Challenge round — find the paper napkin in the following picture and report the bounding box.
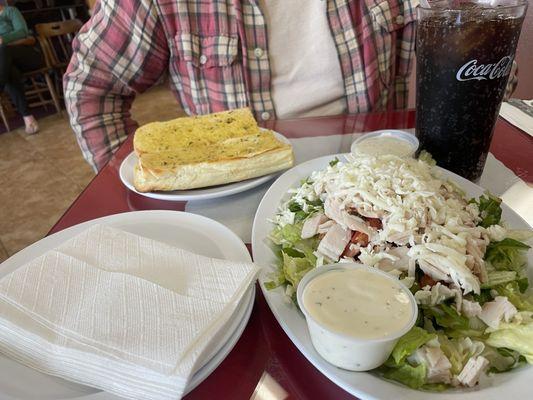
[0,225,259,400]
[499,99,533,137]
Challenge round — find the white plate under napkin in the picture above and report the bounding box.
[0,211,258,400]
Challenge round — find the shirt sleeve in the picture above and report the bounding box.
[64,0,169,171]
[2,7,29,44]
[503,60,518,101]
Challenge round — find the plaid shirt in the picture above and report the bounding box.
[65,0,419,171]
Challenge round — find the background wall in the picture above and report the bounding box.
[513,5,533,99]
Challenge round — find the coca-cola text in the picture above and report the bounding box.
[456,56,513,82]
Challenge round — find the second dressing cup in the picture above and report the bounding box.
[351,130,419,158]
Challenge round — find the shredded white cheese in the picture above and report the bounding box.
[289,154,495,295]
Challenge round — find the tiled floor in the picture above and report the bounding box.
[0,84,184,262]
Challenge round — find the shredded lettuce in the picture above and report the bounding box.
[418,150,436,166]
[329,157,340,167]
[267,220,319,290]
[471,193,502,228]
[280,251,314,288]
[495,282,533,312]
[483,346,526,373]
[270,221,318,261]
[264,270,286,290]
[287,199,324,221]
[485,238,530,272]
[437,335,464,375]
[270,222,303,247]
[437,334,484,375]
[422,383,449,392]
[424,304,470,331]
[472,289,494,305]
[287,201,308,221]
[445,328,487,340]
[380,326,433,389]
[506,229,533,243]
[389,327,436,365]
[486,314,533,363]
[481,270,518,289]
[382,363,427,389]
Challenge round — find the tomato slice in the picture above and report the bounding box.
[351,231,369,246]
[420,274,439,288]
[365,217,382,230]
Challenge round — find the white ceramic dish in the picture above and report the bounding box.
[297,263,417,372]
[119,130,291,202]
[252,154,533,400]
[0,210,255,399]
[350,129,419,157]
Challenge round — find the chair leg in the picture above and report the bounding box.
[44,72,62,115]
[0,102,10,132]
[31,76,48,111]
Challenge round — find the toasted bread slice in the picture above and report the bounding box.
[133,108,260,156]
[132,108,294,192]
[133,143,293,192]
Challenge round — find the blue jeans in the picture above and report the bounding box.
[0,44,44,116]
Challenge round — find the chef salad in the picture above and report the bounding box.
[266,153,533,391]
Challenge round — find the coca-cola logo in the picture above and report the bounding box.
[456,56,513,82]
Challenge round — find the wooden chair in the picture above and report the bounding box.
[0,94,14,131]
[35,19,83,101]
[86,0,98,12]
[0,36,62,132]
[35,19,83,75]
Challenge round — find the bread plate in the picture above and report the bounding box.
[120,130,291,202]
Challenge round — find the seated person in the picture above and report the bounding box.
[0,3,43,134]
[64,0,518,172]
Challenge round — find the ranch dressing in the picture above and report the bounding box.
[302,269,413,340]
[353,136,415,157]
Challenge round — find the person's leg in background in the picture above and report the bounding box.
[4,67,39,133]
[0,44,39,134]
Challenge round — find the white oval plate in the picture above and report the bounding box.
[0,210,255,399]
[252,154,533,400]
[119,130,291,201]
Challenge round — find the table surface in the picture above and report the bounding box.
[48,110,533,400]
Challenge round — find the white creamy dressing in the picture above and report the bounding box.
[353,136,415,157]
[302,269,413,340]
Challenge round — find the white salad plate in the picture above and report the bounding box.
[119,130,291,202]
[251,154,533,400]
[0,210,255,399]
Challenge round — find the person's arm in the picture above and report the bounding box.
[1,7,29,44]
[64,0,169,171]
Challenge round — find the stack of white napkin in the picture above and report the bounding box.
[0,225,259,400]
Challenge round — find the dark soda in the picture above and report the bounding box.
[416,2,526,181]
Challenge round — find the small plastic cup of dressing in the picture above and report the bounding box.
[297,263,418,371]
[351,130,419,158]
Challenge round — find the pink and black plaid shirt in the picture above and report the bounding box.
[65,0,419,171]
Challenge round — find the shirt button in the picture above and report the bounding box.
[254,47,264,58]
[261,111,271,121]
[199,54,208,65]
[395,15,404,25]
